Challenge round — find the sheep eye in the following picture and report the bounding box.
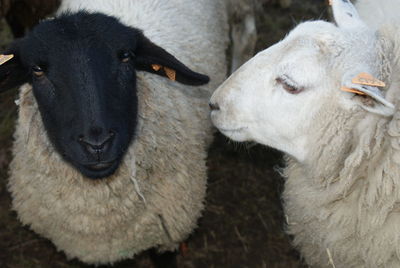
[32,65,45,77]
[276,77,303,94]
[120,51,132,63]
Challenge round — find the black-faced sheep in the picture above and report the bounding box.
[210,0,400,266]
[1,0,228,265]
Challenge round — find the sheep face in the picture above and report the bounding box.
[0,12,209,179]
[210,0,394,161]
[211,28,332,161]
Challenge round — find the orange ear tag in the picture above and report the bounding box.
[352,72,385,87]
[151,64,162,71]
[164,67,176,81]
[340,86,367,95]
[0,54,14,65]
[151,64,176,81]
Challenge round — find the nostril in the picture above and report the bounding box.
[209,102,220,111]
[78,130,116,158]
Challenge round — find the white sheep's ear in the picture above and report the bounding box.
[341,72,395,116]
[331,0,366,29]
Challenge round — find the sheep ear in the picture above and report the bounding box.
[135,33,210,86]
[0,42,29,93]
[331,0,366,29]
[341,72,395,116]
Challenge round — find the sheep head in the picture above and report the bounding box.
[210,0,394,161]
[0,12,209,179]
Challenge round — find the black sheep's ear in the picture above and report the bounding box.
[135,33,210,86]
[0,41,29,93]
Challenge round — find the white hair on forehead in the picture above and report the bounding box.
[285,21,346,54]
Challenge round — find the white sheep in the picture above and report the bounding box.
[1,0,228,265]
[210,0,400,267]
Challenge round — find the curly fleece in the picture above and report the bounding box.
[283,8,400,268]
[8,0,228,264]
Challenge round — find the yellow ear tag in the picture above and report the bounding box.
[151,64,176,81]
[164,67,176,81]
[340,86,367,95]
[151,64,162,71]
[352,72,386,88]
[0,54,14,65]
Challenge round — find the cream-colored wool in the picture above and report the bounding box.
[283,9,400,268]
[8,0,228,265]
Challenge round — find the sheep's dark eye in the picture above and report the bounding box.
[32,65,44,77]
[276,77,303,95]
[120,51,132,63]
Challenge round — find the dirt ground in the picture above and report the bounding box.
[0,1,328,267]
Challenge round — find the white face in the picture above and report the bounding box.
[210,0,395,162]
[210,26,335,161]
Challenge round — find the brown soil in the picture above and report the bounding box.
[0,1,328,267]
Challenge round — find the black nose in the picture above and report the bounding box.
[78,130,115,160]
[209,102,220,111]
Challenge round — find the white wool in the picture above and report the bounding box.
[356,0,400,30]
[8,0,228,265]
[210,0,400,267]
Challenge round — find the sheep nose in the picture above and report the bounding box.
[78,130,115,160]
[209,102,220,111]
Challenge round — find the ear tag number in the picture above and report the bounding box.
[352,72,386,87]
[151,64,176,81]
[0,54,14,65]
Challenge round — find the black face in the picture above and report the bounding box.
[0,12,209,179]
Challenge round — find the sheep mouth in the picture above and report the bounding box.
[84,161,116,171]
[78,159,121,179]
[216,126,249,142]
[218,127,247,133]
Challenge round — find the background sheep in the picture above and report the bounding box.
[0,0,60,37]
[227,0,293,73]
[211,0,400,267]
[227,0,257,73]
[1,0,228,265]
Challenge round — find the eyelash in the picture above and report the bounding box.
[276,76,304,94]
